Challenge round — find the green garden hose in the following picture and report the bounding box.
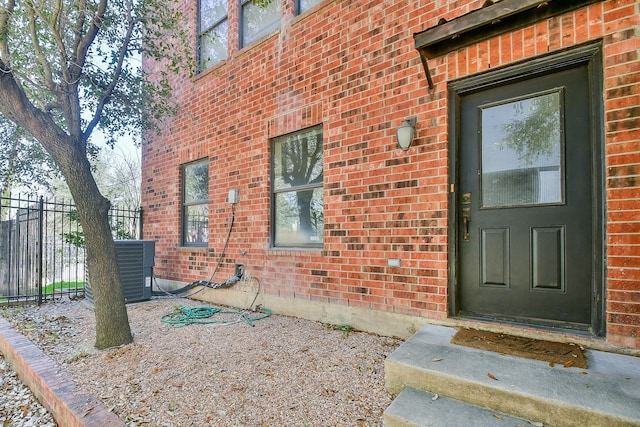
[161,305,271,328]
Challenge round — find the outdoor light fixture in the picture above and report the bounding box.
[396,117,417,151]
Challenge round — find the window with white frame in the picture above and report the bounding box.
[199,0,228,70]
[295,0,322,15]
[240,0,281,48]
[182,159,209,246]
[272,126,324,248]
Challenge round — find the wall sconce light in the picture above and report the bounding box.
[396,117,417,151]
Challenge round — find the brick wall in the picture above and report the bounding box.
[142,0,640,349]
[601,0,640,348]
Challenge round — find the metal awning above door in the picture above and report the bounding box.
[413,0,603,89]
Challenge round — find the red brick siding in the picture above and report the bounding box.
[602,0,640,348]
[143,0,640,348]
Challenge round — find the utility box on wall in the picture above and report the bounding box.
[86,240,155,304]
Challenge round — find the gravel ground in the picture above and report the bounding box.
[0,355,57,427]
[1,297,402,426]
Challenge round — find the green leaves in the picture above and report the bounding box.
[0,0,194,148]
[499,93,561,166]
[0,113,56,196]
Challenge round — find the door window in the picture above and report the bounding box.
[480,90,564,208]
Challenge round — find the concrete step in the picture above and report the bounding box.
[384,325,640,427]
[385,387,540,427]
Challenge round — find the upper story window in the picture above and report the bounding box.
[182,159,209,246]
[199,0,228,70]
[240,0,281,48]
[295,0,322,15]
[271,126,324,248]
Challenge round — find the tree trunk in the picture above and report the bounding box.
[297,189,314,236]
[63,145,134,349]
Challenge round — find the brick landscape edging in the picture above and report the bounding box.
[0,317,124,427]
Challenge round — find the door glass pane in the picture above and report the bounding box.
[481,91,563,208]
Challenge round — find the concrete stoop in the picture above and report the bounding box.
[384,325,640,427]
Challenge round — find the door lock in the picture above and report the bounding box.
[462,207,471,242]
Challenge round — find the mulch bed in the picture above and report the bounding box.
[451,328,587,369]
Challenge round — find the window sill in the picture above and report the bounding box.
[267,247,323,256]
[176,246,211,253]
[194,60,228,82]
[237,29,279,59]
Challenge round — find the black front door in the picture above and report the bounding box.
[455,52,601,329]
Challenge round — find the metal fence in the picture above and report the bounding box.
[0,195,141,305]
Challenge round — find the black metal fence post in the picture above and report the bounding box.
[37,196,44,305]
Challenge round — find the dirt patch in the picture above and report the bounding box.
[451,328,587,369]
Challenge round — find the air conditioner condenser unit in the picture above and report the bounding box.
[85,240,155,304]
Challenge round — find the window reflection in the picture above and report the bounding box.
[185,205,209,244]
[201,0,227,29]
[199,0,228,69]
[297,0,322,14]
[272,126,324,247]
[241,0,281,47]
[183,159,209,246]
[275,188,324,246]
[481,91,563,208]
[200,20,228,68]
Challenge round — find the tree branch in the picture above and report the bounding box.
[69,0,88,77]
[28,0,75,85]
[50,0,73,84]
[74,0,106,73]
[0,0,15,66]
[0,64,71,162]
[25,2,55,91]
[83,0,135,141]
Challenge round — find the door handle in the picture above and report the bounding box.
[462,208,471,242]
